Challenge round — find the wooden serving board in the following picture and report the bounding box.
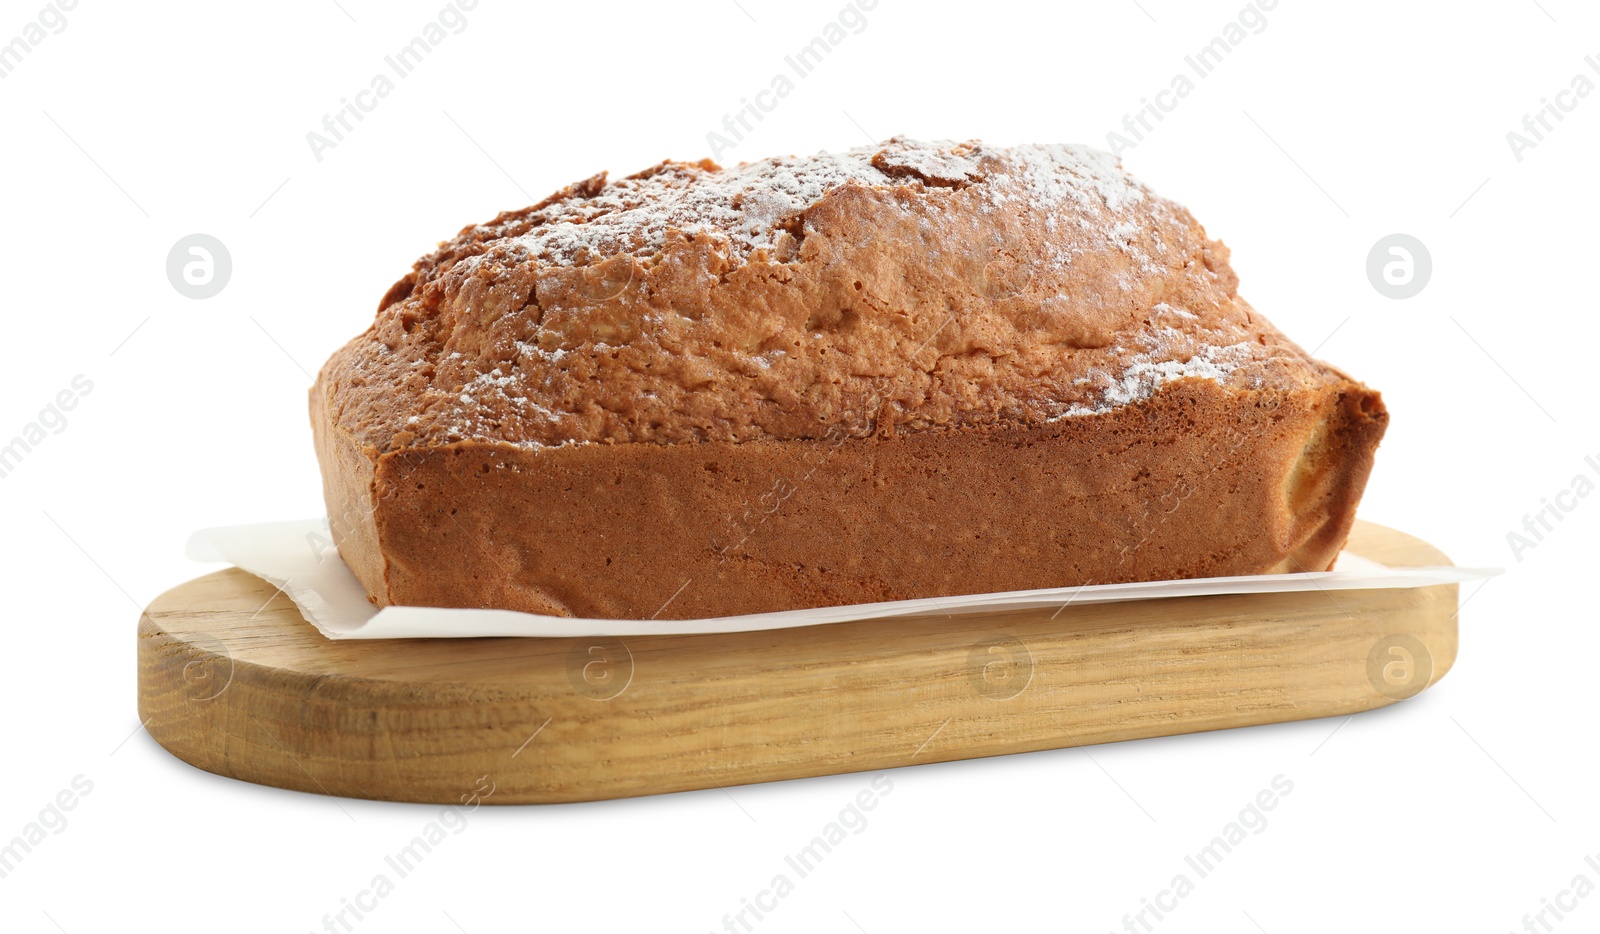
[137,521,1458,805]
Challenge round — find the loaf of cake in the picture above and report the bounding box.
[311,138,1387,620]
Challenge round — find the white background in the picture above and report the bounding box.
[2,0,1596,931]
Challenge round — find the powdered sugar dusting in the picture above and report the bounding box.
[1048,342,1258,419]
[502,138,1147,267]
[1003,143,1147,213]
[336,138,1291,452]
[872,140,986,186]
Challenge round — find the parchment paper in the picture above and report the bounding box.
[186,519,1499,640]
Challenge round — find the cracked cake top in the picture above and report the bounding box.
[316,137,1337,451]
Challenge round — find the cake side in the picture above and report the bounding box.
[310,378,386,605]
[314,375,1385,619]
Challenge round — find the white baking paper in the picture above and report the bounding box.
[185,519,1500,640]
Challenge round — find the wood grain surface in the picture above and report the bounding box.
[136,520,1458,804]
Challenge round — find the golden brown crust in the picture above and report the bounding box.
[309,379,384,599]
[318,139,1349,450]
[310,138,1388,619]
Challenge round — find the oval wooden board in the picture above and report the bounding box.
[137,521,1458,804]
